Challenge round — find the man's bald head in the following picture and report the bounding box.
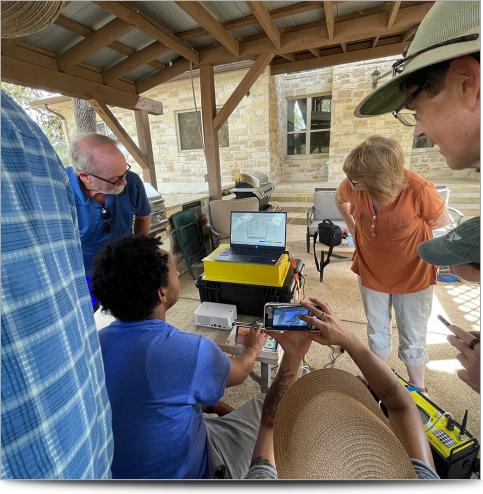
[70,133,121,174]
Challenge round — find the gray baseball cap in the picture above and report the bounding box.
[355,1,480,118]
[418,217,480,266]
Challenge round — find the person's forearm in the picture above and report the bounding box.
[227,348,258,386]
[336,201,355,234]
[251,352,302,466]
[134,216,150,235]
[344,335,413,411]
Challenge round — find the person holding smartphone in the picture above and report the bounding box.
[245,298,437,479]
[418,217,480,393]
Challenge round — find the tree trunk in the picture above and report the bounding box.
[72,98,96,134]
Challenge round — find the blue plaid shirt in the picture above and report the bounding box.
[1,91,113,478]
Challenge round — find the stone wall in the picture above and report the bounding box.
[49,57,479,188]
[272,68,333,182]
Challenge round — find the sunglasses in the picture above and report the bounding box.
[101,208,112,234]
[391,33,479,77]
[87,163,131,186]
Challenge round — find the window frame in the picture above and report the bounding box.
[175,108,229,152]
[286,93,332,157]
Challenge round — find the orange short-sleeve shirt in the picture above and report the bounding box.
[337,170,445,294]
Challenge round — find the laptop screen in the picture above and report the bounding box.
[230,211,287,249]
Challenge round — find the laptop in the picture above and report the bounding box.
[215,211,287,265]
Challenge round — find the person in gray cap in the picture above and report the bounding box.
[355,1,480,171]
[418,217,480,393]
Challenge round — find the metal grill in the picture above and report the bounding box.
[143,182,168,234]
[230,171,275,210]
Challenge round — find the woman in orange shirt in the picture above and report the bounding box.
[335,136,450,391]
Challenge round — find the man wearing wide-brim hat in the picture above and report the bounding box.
[355,0,480,171]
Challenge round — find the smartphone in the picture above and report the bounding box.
[264,303,316,331]
[437,314,452,327]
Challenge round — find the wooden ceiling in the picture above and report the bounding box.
[1,1,434,112]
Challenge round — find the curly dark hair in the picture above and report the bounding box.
[92,235,169,321]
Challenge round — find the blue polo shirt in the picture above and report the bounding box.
[66,167,151,275]
[98,319,231,479]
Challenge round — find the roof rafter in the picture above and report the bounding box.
[247,1,281,49]
[324,1,334,40]
[54,15,165,70]
[137,59,196,93]
[270,41,406,75]
[103,42,169,83]
[176,1,326,41]
[176,1,239,57]
[58,17,132,72]
[95,1,199,64]
[387,1,402,29]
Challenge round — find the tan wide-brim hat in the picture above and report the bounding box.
[274,368,417,480]
[355,1,480,117]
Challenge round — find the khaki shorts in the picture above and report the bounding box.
[204,393,264,479]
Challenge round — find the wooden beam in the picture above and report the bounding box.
[213,52,274,132]
[55,14,164,70]
[103,42,169,83]
[133,97,163,115]
[96,1,199,64]
[137,59,195,94]
[340,42,347,53]
[1,55,142,110]
[89,99,147,167]
[270,42,406,75]
[176,1,239,57]
[280,53,296,61]
[324,1,334,40]
[372,35,380,48]
[177,2,325,41]
[309,48,321,57]
[247,1,281,49]
[402,25,418,42]
[198,2,432,64]
[199,64,222,200]
[58,18,132,72]
[387,1,402,29]
[135,109,157,188]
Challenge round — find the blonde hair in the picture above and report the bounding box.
[343,135,406,205]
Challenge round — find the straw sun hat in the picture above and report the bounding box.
[273,368,417,480]
[355,1,480,117]
[1,1,65,38]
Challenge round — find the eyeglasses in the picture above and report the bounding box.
[392,79,429,127]
[87,163,131,186]
[392,34,479,77]
[348,177,360,187]
[101,208,112,234]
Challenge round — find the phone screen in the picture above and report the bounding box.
[265,305,310,330]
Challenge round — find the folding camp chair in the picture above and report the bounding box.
[170,209,207,280]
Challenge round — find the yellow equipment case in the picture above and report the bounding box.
[196,259,304,316]
[202,243,290,287]
[394,373,479,478]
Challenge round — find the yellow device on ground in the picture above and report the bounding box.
[395,373,479,478]
[202,244,290,287]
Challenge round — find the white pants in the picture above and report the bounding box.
[358,278,433,367]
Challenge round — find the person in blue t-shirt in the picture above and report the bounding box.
[92,235,269,479]
[66,133,151,308]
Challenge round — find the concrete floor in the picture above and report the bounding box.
[95,223,481,442]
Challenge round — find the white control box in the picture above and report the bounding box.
[194,302,237,330]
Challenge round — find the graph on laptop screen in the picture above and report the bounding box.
[230,212,286,249]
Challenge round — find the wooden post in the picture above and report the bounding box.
[135,109,157,188]
[199,64,222,200]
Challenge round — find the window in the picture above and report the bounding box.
[176,110,229,151]
[413,136,434,149]
[287,95,331,155]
